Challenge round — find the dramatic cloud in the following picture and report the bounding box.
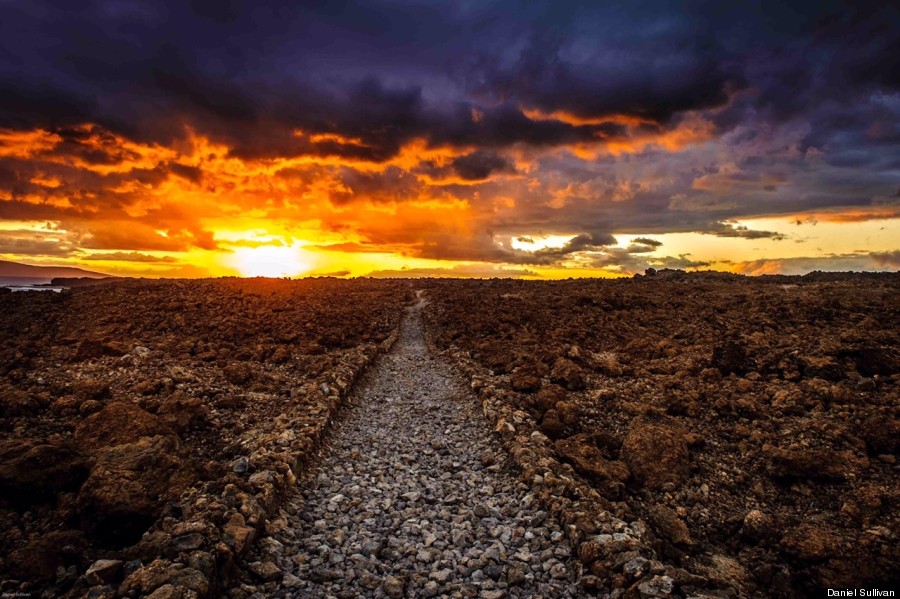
[0,0,897,276]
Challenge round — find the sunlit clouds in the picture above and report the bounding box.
[0,1,897,278]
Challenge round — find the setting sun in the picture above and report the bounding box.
[232,245,311,278]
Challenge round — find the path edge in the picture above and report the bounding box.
[420,300,737,599]
[96,316,406,598]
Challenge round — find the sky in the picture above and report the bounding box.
[0,0,898,278]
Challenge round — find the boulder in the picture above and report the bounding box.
[711,338,748,375]
[119,559,209,598]
[77,435,193,547]
[0,384,38,417]
[4,530,88,581]
[74,401,173,452]
[222,362,252,385]
[158,392,209,432]
[799,355,843,381]
[550,358,586,391]
[0,438,88,505]
[742,509,775,541]
[554,434,629,497]
[529,384,566,418]
[85,559,124,585]
[763,444,868,481]
[647,505,692,546]
[510,371,541,393]
[621,415,691,490]
[780,523,839,561]
[539,409,566,439]
[74,339,125,361]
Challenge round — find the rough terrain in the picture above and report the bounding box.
[0,278,411,597]
[234,296,583,598]
[423,271,900,597]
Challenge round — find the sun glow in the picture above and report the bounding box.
[231,244,312,278]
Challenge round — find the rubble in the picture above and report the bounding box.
[0,278,410,597]
[422,273,899,597]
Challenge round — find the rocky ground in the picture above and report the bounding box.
[233,296,584,599]
[422,271,900,598]
[1,272,897,598]
[0,278,411,597]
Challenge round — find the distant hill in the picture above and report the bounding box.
[0,260,109,285]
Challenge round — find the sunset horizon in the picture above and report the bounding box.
[1,1,897,279]
[1,2,898,594]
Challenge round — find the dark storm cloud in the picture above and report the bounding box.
[451,151,514,181]
[2,0,894,160]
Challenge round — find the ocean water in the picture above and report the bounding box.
[3,285,65,292]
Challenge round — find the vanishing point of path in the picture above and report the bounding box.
[235,298,582,598]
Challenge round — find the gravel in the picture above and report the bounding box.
[234,299,584,598]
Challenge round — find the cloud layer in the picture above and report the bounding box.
[0,0,897,274]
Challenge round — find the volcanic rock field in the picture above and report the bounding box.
[0,273,897,598]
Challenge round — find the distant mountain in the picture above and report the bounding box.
[0,260,109,285]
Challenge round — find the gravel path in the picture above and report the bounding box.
[233,298,584,598]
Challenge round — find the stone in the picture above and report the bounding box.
[763,444,867,481]
[85,559,123,585]
[158,392,209,432]
[383,575,405,598]
[741,509,774,541]
[647,505,692,546]
[74,401,174,452]
[638,575,674,597]
[621,415,690,490]
[554,434,629,497]
[77,435,193,546]
[248,561,281,581]
[550,358,586,391]
[0,438,87,504]
[223,362,252,385]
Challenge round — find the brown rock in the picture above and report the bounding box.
[530,384,566,417]
[158,392,209,432]
[851,346,898,377]
[621,415,691,490]
[763,444,868,481]
[85,559,124,585]
[555,400,581,427]
[4,530,88,581]
[780,523,839,561]
[223,362,252,385]
[510,371,541,393]
[73,339,126,361]
[0,438,88,505]
[119,559,209,597]
[74,401,173,452]
[539,409,566,439]
[590,351,623,377]
[74,339,105,361]
[74,378,111,400]
[0,384,37,417]
[550,358,586,391]
[647,505,693,546]
[711,338,748,375]
[741,509,775,541]
[799,355,843,381]
[859,413,899,456]
[554,434,629,497]
[223,512,256,556]
[77,435,193,547]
